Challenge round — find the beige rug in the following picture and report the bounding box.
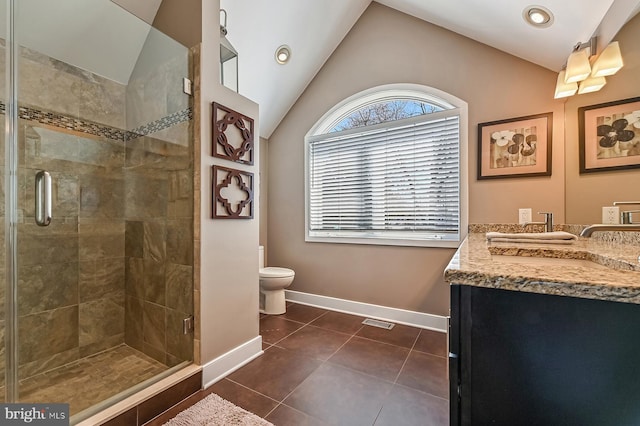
[163,393,274,426]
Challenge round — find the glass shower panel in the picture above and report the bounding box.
[0,0,7,403]
[5,0,194,419]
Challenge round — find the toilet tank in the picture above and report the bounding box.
[259,246,265,269]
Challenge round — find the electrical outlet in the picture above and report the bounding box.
[519,208,532,225]
[602,206,620,224]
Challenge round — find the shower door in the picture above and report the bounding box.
[1,0,9,404]
[4,0,195,421]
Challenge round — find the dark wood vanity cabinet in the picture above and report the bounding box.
[449,285,640,426]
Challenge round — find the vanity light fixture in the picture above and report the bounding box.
[577,75,607,94]
[523,5,554,28]
[275,45,291,65]
[554,70,577,98]
[590,41,624,77]
[564,38,595,84]
[554,36,624,99]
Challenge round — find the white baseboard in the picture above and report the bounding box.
[202,336,263,389]
[285,290,447,332]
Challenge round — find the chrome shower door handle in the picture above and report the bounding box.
[35,170,52,226]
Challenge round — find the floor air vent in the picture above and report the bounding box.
[362,318,395,330]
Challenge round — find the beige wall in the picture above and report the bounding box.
[259,137,269,249]
[267,3,565,316]
[153,0,202,48]
[197,0,259,365]
[565,13,640,224]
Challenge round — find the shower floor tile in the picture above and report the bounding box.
[17,344,168,415]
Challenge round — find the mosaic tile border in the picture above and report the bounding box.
[127,108,193,141]
[0,101,192,142]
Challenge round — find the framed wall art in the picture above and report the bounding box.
[477,112,553,180]
[212,102,254,165]
[212,165,254,219]
[578,96,640,173]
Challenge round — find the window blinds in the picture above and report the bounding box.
[308,113,460,240]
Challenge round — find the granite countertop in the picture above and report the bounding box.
[444,227,640,304]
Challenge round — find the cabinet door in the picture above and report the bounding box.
[449,285,461,425]
[458,286,640,426]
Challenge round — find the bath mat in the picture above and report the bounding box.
[163,393,274,426]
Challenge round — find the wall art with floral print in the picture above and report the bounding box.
[477,112,553,179]
[579,97,640,173]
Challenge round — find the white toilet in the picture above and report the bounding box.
[259,246,295,315]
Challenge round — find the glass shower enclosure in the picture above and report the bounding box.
[1,0,195,422]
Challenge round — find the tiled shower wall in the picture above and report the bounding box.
[123,136,194,366]
[122,28,194,366]
[0,29,193,382]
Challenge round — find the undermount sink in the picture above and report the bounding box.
[491,255,610,270]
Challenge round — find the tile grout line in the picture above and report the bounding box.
[262,403,281,420]
[321,337,407,387]
[269,323,310,346]
[264,401,326,424]
[260,309,330,346]
[325,332,357,362]
[391,329,422,384]
[371,405,385,426]
[392,381,450,402]
[261,317,311,346]
[376,330,440,425]
[224,377,282,405]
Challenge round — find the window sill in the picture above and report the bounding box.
[305,234,462,248]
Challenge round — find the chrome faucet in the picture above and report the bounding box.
[523,212,554,233]
[613,201,640,224]
[580,224,640,237]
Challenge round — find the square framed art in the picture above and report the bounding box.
[477,112,553,180]
[578,96,640,173]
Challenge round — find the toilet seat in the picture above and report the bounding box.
[260,267,295,278]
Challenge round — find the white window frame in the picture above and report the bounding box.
[305,83,468,248]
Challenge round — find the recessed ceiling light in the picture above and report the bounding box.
[523,5,554,28]
[275,45,291,65]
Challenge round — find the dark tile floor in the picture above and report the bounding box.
[148,303,449,425]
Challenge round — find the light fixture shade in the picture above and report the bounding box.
[220,35,238,63]
[565,48,591,83]
[591,41,623,77]
[554,71,578,98]
[578,75,606,94]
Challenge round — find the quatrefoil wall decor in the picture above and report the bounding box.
[212,102,254,165]
[212,165,254,219]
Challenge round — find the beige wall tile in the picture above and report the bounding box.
[18,306,79,365]
[79,299,125,348]
[143,301,166,351]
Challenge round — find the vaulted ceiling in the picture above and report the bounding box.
[220,0,640,138]
[14,1,638,138]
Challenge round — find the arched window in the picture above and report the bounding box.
[330,99,444,132]
[305,84,468,247]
